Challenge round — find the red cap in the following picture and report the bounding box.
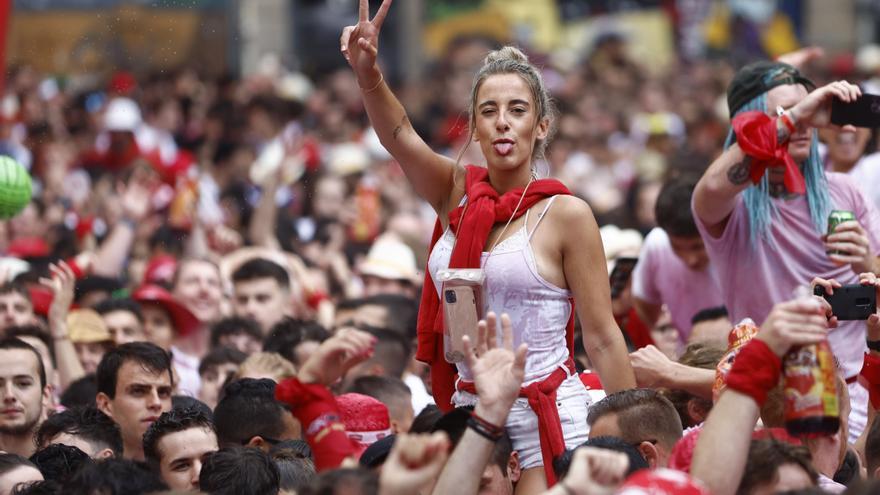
[132,284,200,337]
[336,393,392,454]
[616,468,709,495]
[8,237,50,259]
[143,255,178,286]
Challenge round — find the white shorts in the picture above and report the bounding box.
[848,380,869,445]
[453,373,591,469]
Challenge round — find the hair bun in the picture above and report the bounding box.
[483,46,529,66]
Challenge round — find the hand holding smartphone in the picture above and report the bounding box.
[813,284,876,320]
[831,93,880,128]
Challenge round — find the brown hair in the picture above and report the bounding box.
[664,343,724,428]
[457,46,557,168]
[737,438,817,495]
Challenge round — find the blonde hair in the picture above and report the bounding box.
[456,46,557,168]
[237,352,297,382]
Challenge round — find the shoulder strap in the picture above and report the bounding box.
[527,195,559,241]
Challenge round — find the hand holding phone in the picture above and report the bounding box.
[831,93,880,128]
[813,283,876,320]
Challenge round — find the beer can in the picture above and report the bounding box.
[827,210,855,256]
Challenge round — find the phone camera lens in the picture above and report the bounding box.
[445,290,457,304]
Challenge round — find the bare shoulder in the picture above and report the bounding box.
[548,195,597,226]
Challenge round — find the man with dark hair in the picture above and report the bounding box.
[273,450,316,494]
[209,317,263,355]
[0,337,50,457]
[0,282,35,333]
[263,317,330,368]
[347,376,414,434]
[197,347,246,409]
[142,407,218,491]
[28,443,92,482]
[66,457,167,494]
[631,175,724,342]
[300,467,378,495]
[95,342,173,461]
[231,258,292,334]
[35,406,122,458]
[553,437,648,481]
[738,438,818,494]
[340,327,411,386]
[213,378,300,451]
[5,326,58,410]
[587,388,684,468]
[199,446,280,495]
[430,407,520,495]
[334,294,418,338]
[60,374,97,409]
[92,298,146,346]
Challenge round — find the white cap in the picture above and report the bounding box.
[104,97,142,132]
[360,235,419,282]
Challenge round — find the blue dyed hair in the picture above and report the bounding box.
[724,75,831,245]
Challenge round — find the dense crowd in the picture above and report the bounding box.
[5,1,880,494]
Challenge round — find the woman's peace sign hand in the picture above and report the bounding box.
[340,0,392,83]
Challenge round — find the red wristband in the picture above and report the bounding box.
[470,411,505,437]
[725,339,783,407]
[860,353,880,409]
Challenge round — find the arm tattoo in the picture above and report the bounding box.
[392,115,409,141]
[727,157,752,185]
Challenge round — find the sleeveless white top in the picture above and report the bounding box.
[427,196,572,384]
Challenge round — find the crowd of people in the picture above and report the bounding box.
[5,0,880,494]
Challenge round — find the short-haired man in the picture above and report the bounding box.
[347,375,414,434]
[263,317,330,368]
[213,378,300,451]
[199,446,280,495]
[231,258,292,334]
[93,298,146,346]
[96,342,174,460]
[172,258,225,325]
[197,346,246,409]
[631,176,725,343]
[35,405,122,459]
[209,317,263,356]
[0,282,35,333]
[587,388,684,468]
[738,438,818,494]
[0,337,50,457]
[340,327,410,388]
[143,407,219,491]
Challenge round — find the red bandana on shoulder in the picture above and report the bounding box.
[415,165,572,410]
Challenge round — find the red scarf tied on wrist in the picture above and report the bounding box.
[416,165,573,410]
[732,111,806,194]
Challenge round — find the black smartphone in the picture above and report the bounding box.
[609,257,638,299]
[830,93,880,128]
[813,284,877,320]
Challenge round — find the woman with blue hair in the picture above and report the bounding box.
[692,60,880,442]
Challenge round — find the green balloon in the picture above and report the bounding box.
[0,156,32,219]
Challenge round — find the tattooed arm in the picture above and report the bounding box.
[693,118,792,238]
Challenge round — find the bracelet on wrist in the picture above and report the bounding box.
[467,412,505,442]
[359,74,384,94]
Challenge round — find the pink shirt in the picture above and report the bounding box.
[693,173,880,377]
[631,228,724,341]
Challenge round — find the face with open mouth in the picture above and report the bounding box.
[473,73,548,174]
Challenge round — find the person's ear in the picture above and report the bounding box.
[637,441,660,469]
[389,419,401,434]
[95,392,113,419]
[535,117,549,141]
[246,436,271,453]
[41,385,52,412]
[507,451,521,483]
[687,398,710,424]
[95,448,115,460]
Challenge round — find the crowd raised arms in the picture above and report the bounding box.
[3,1,880,494]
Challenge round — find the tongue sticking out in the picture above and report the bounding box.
[493,142,514,156]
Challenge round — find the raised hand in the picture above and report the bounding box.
[791,80,861,130]
[629,345,674,388]
[757,298,830,358]
[39,261,77,338]
[464,312,527,426]
[297,327,376,386]
[340,0,393,83]
[554,447,629,495]
[378,432,450,495]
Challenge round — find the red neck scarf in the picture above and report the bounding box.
[416,165,572,409]
[732,110,806,194]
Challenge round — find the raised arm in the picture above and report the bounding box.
[39,261,85,390]
[342,0,458,212]
[559,198,635,393]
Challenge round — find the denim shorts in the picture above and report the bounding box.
[453,372,591,469]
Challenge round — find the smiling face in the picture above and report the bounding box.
[766,84,812,163]
[472,73,548,175]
